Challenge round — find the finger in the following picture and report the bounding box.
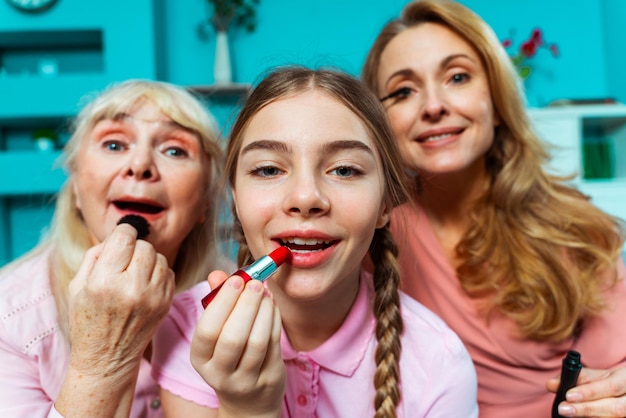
[91,224,138,278]
[69,243,104,297]
[208,269,229,290]
[558,396,626,417]
[238,289,276,375]
[566,368,616,402]
[125,239,158,290]
[192,274,245,364]
[211,279,266,372]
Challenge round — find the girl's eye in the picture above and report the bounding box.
[164,146,188,158]
[450,73,470,84]
[380,86,413,103]
[252,165,283,177]
[330,165,361,178]
[102,140,126,152]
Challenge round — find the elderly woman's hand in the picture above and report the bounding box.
[547,366,626,417]
[67,222,175,376]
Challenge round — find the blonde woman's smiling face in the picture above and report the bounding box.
[377,22,499,177]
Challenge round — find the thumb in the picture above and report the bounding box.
[92,224,138,277]
[208,270,230,291]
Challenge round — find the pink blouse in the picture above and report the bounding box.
[0,249,163,418]
[390,202,626,418]
[152,270,479,417]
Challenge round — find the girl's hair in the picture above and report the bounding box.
[225,66,411,417]
[21,79,225,335]
[362,0,626,342]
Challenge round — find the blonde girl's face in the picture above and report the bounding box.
[232,90,390,304]
[376,22,499,177]
[72,101,211,265]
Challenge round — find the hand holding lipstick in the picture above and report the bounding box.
[190,251,289,417]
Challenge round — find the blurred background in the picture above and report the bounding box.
[0,0,624,266]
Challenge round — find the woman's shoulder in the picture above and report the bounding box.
[0,249,62,355]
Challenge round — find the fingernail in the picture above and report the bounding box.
[566,391,582,402]
[228,276,243,290]
[248,280,263,292]
[558,404,575,416]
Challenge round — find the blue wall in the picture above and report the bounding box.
[0,0,623,264]
[164,0,612,109]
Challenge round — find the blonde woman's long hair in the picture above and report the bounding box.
[362,0,625,342]
[16,79,225,336]
[226,66,411,418]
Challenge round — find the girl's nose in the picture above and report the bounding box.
[283,175,330,217]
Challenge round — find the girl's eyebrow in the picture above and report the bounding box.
[241,139,291,155]
[240,139,374,156]
[320,140,374,156]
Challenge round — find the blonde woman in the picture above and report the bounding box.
[362,1,626,416]
[0,79,228,417]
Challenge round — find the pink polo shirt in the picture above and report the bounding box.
[390,201,626,418]
[152,269,479,417]
[0,248,163,418]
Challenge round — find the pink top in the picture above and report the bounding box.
[152,269,479,417]
[0,249,163,418]
[390,202,626,418]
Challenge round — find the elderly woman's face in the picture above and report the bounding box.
[72,100,211,265]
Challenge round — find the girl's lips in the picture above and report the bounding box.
[273,234,340,269]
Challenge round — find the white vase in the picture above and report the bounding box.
[34,137,55,152]
[214,30,232,85]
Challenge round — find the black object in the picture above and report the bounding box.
[117,214,150,240]
[551,350,582,418]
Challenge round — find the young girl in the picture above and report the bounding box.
[151,67,478,417]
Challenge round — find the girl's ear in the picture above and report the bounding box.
[231,188,241,219]
[375,201,392,229]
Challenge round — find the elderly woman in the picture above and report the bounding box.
[0,79,228,418]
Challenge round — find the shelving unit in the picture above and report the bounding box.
[0,0,159,266]
[528,104,626,224]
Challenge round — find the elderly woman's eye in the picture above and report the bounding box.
[103,140,126,152]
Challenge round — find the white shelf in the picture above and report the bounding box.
[529,104,626,223]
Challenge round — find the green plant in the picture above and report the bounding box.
[31,128,58,142]
[198,0,260,37]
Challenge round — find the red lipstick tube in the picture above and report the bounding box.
[201,246,291,308]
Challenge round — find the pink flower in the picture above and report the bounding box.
[502,27,559,80]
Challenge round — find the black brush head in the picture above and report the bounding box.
[117,215,150,240]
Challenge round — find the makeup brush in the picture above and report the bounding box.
[117,214,150,240]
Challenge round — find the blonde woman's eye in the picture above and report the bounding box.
[380,86,412,103]
[165,146,188,158]
[103,140,126,152]
[450,73,470,84]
